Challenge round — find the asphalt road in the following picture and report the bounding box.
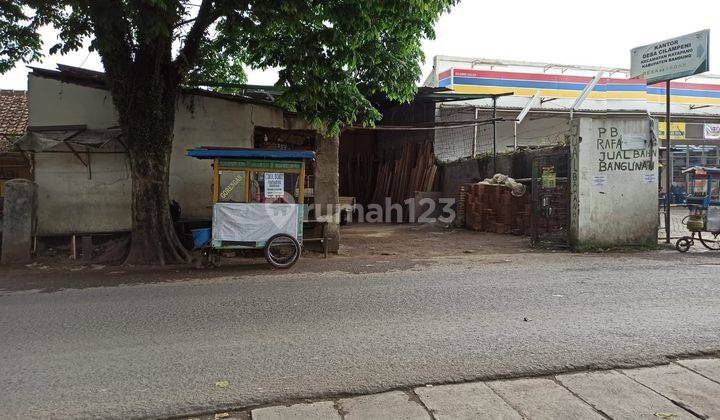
[2,251,720,419]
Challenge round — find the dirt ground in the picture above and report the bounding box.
[338,222,532,258]
[0,223,542,292]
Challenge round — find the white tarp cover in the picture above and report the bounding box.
[212,203,299,242]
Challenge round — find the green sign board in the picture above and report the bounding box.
[541,166,556,189]
[219,159,302,171]
[630,30,710,84]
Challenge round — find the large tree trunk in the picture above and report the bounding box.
[123,127,189,265]
[85,1,218,265]
[119,52,190,265]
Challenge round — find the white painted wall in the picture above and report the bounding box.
[570,117,659,247]
[28,75,309,235]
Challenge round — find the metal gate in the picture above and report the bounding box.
[530,150,571,247]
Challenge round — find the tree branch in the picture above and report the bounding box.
[174,0,218,78]
[173,17,198,30]
[85,0,133,77]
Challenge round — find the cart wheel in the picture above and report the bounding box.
[698,232,720,251]
[264,234,300,269]
[675,237,693,253]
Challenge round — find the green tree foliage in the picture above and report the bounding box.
[2,0,456,131]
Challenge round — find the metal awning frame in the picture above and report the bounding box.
[21,125,126,179]
[418,91,514,103]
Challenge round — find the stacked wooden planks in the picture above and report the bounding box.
[371,161,392,204]
[371,141,438,206]
[343,154,375,205]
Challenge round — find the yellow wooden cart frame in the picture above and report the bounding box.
[187,147,315,266]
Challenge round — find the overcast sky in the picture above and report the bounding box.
[1,0,717,90]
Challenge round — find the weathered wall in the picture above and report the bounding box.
[28,75,312,234]
[28,76,118,128]
[34,152,132,235]
[170,95,287,218]
[570,117,658,247]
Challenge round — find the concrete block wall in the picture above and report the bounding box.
[34,153,132,235]
[28,76,118,129]
[570,117,658,248]
[27,75,316,235]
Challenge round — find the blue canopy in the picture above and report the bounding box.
[187,147,315,160]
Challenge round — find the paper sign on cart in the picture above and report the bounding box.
[264,173,284,197]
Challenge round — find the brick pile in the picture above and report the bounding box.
[463,183,531,234]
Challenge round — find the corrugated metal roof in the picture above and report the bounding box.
[29,65,285,109]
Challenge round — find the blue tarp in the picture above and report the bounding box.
[187,148,315,160]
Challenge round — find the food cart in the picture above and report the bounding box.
[675,166,720,252]
[187,147,315,267]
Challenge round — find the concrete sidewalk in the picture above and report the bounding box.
[203,357,720,420]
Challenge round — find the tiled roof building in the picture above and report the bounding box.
[0,90,28,153]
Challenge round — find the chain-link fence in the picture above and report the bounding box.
[433,106,497,163]
[435,107,720,169]
[433,106,573,163]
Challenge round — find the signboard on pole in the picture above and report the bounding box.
[705,123,720,140]
[631,30,710,245]
[630,29,710,84]
[658,122,686,140]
